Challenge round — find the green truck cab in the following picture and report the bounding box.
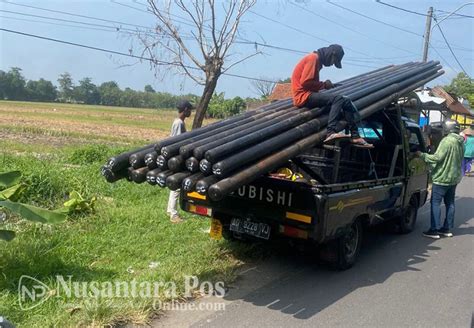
[180,106,429,269]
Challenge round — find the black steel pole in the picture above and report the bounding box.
[131,167,149,183]
[145,151,158,170]
[167,155,186,172]
[195,175,220,195]
[199,159,213,175]
[156,170,175,188]
[166,172,192,191]
[185,157,200,172]
[146,168,162,185]
[182,172,205,192]
[156,155,169,170]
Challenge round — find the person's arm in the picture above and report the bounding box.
[300,55,325,91]
[419,138,448,164]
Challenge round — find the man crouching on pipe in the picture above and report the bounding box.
[291,44,373,148]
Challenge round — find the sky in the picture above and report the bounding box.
[0,0,473,98]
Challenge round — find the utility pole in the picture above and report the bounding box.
[422,7,433,62]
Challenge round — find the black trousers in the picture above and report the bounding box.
[305,92,361,137]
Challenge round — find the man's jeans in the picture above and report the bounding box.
[305,92,361,137]
[430,184,456,231]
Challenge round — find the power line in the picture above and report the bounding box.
[248,10,390,63]
[433,18,469,76]
[375,0,428,17]
[0,0,155,30]
[291,1,420,56]
[0,15,120,33]
[0,3,384,69]
[0,27,280,83]
[326,0,423,37]
[0,9,153,35]
[435,9,474,19]
[429,43,458,75]
[372,1,473,52]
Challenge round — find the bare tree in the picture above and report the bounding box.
[139,0,259,128]
[250,78,276,99]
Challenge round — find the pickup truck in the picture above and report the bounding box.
[180,106,429,269]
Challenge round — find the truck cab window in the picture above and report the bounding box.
[407,127,426,153]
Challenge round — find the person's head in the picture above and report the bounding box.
[317,44,344,69]
[442,119,460,135]
[177,99,194,119]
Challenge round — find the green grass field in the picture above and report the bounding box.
[0,101,256,327]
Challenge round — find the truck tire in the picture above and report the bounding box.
[399,197,418,234]
[319,219,363,270]
[333,219,363,270]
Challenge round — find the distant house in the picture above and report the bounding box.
[268,83,292,102]
[413,86,473,128]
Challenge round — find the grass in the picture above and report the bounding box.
[0,101,255,327]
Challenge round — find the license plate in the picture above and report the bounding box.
[230,218,271,240]
[210,219,223,240]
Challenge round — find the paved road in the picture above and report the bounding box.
[155,178,474,328]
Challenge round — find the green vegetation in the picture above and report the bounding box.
[0,100,263,327]
[0,144,258,327]
[0,170,67,241]
[444,72,474,106]
[0,68,256,119]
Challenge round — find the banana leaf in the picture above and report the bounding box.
[0,200,66,224]
[0,229,16,241]
[0,171,21,188]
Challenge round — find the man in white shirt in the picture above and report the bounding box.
[167,100,193,223]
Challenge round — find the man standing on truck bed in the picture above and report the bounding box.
[291,44,373,148]
[417,119,464,239]
[167,99,193,223]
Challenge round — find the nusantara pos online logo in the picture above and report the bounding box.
[18,275,225,311]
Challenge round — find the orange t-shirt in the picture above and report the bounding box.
[291,52,325,107]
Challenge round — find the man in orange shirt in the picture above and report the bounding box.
[291,44,373,148]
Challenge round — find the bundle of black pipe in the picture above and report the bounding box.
[207,69,444,200]
[101,63,401,180]
[101,62,443,195]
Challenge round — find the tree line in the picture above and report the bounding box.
[0,67,250,118]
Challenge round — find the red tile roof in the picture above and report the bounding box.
[268,83,292,101]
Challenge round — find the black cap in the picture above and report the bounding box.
[177,100,195,112]
[329,44,344,69]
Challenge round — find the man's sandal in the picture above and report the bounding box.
[351,138,374,149]
[323,133,351,145]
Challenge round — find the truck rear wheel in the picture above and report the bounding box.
[320,219,363,270]
[335,219,363,270]
[399,197,418,234]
